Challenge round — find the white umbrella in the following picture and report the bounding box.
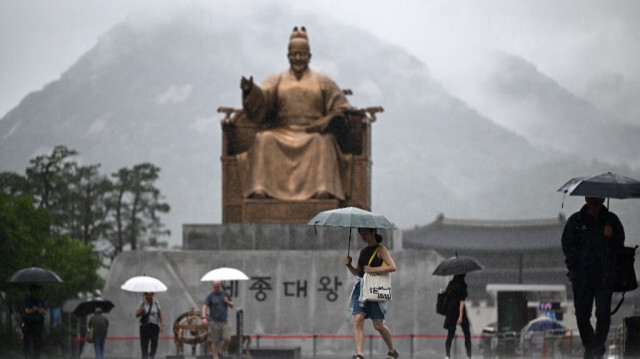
[200,267,249,282]
[120,275,168,292]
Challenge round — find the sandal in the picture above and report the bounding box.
[386,350,399,359]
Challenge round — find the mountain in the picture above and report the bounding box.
[1,5,638,247]
[435,51,640,169]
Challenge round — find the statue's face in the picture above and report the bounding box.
[288,40,311,75]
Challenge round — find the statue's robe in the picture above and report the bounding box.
[240,68,352,200]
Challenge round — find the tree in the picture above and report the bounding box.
[63,164,113,246]
[25,145,77,210]
[0,192,102,354]
[110,163,170,255]
[5,146,171,260]
[0,171,31,196]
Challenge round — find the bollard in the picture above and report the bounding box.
[313,334,317,359]
[410,334,414,359]
[236,309,244,359]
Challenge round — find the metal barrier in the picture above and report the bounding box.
[71,326,628,358]
[480,326,624,359]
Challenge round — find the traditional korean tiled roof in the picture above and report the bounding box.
[402,213,566,253]
[402,214,570,304]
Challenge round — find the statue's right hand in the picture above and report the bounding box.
[240,76,254,92]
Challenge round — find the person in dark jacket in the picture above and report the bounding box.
[22,284,46,359]
[443,274,471,359]
[561,197,625,359]
[89,307,109,359]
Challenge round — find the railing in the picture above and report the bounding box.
[481,326,624,359]
[70,326,628,359]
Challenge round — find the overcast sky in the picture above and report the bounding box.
[2,0,639,119]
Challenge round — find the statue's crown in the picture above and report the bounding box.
[290,26,308,41]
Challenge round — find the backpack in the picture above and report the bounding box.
[611,245,638,315]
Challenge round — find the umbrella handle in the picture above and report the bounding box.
[348,229,352,258]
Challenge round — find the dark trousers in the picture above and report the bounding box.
[572,275,613,358]
[22,321,43,359]
[445,322,471,357]
[139,324,159,359]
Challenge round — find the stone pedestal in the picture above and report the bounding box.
[182,223,396,251]
[242,199,339,223]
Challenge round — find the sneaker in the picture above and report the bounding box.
[387,350,399,359]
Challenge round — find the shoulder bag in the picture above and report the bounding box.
[436,290,449,316]
[85,328,94,343]
[140,301,154,325]
[611,245,638,315]
[362,246,392,302]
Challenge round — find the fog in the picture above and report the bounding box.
[3,0,640,125]
[1,0,639,248]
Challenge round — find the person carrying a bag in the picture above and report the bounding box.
[344,228,399,359]
[89,307,109,359]
[443,274,471,359]
[135,292,164,359]
[561,196,625,359]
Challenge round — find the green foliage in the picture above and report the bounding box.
[0,191,102,357]
[110,163,170,252]
[1,145,170,261]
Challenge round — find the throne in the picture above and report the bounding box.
[219,92,382,223]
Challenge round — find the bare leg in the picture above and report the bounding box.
[353,314,365,356]
[372,321,395,353]
[212,341,219,359]
[222,338,230,356]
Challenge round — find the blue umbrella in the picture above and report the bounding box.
[524,318,565,332]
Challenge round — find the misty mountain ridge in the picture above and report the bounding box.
[440,51,640,169]
[1,6,638,247]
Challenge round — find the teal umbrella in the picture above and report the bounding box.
[308,207,396,256]
[308,207,396,229]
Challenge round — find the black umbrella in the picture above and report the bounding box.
[73,298,115,317]
[558,172,640,200]
[432,254,484,276]
[6,266,64,284]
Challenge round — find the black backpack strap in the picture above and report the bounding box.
[611,292,625,315]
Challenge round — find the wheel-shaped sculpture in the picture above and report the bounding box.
[173,308,208,355]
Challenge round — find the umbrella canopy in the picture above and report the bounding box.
[120,275,168,293]
[308,207,397,229]
[201,267,249,282]
[558,172,640,199]
[73,298,115,317]
[6,267,64,284]
[522,317,566,332]
[432,255,484,276]
[308,207,396,256]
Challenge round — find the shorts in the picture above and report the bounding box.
[208,321,232,343]
[350,282,385,321]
